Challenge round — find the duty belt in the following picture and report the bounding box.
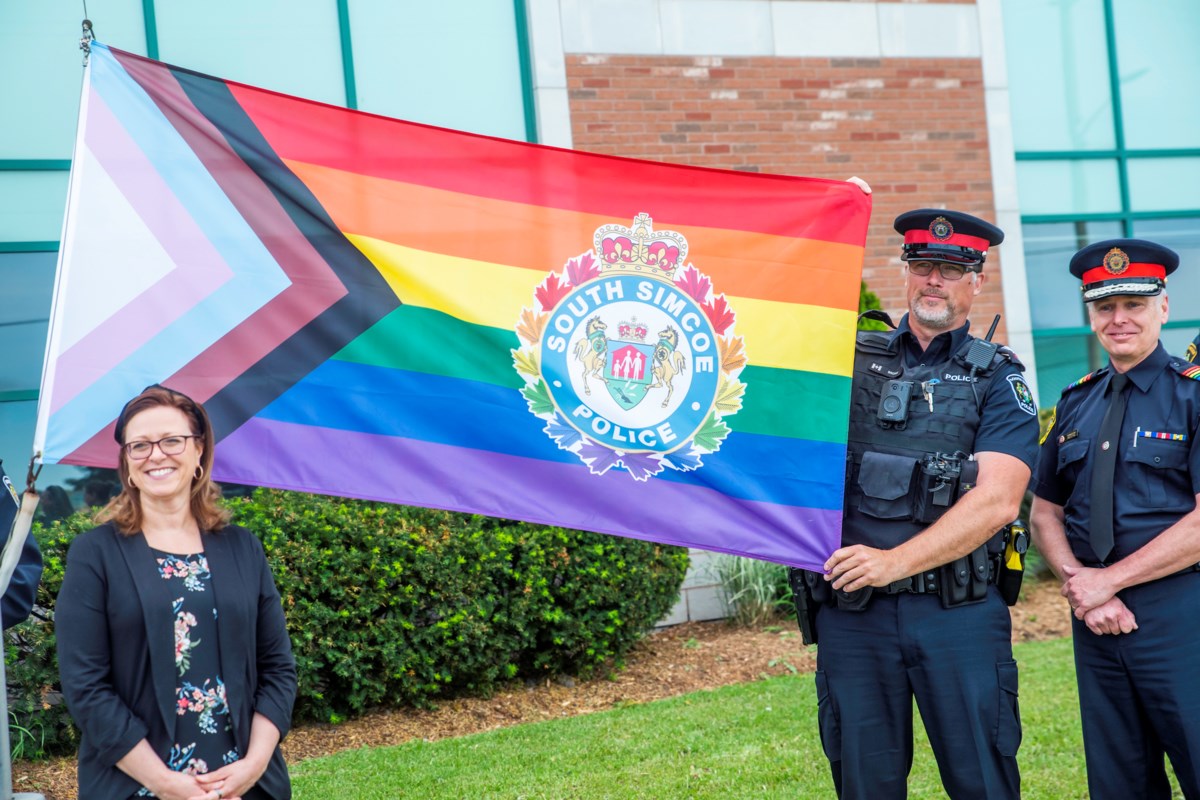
[884,571,941,595]
[827,547,1001,611]
[883,556,1000,596]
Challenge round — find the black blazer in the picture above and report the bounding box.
[57,523,296,800]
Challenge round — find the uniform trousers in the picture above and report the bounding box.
[814,587,1020,800]
[1072,570,1200,800]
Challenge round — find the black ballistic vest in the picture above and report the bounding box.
[843,330,1015,549]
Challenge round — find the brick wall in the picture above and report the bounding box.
[566,54,1010,343]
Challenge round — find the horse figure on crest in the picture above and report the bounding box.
[573,316,608,395]
[650,326,687,408]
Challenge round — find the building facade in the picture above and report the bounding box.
[2,1,1196,534]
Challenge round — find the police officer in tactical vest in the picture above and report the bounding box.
[793,209,1040,799]
[1034,240,1200,799]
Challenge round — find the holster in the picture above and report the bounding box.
[788,568,834,645]
[996,521,1028,606]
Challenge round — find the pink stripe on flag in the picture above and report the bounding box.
[111,50,350,402]
[50,88,233,414]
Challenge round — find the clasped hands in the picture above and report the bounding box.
[1060,564,1138,636]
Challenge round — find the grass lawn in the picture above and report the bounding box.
[290,636,1176,799]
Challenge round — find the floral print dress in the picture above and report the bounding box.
[136,550,240,797]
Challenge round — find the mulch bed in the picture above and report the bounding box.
[15,580,1073,799]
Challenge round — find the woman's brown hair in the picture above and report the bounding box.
[97,385,229,534]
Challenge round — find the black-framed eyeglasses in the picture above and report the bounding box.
[123,435,200,460]
[906,260,981,281]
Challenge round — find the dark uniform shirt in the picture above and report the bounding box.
[1187,331,1199,364]
[1032,342,1200,563]
[890,316,1039,469]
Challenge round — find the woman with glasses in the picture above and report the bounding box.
[57,385,296,800]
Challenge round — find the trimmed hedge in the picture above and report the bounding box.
[8,489,688,756]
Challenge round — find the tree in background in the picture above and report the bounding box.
[858,280,890,331]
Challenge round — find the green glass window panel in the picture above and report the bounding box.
[0,1,146,158]
[1113,0,1200,149]
[155,0,345,105]
[1022,220,1122,331]
[1016,160,1121,216]
[349,0,527,140]
[1002,0,1115,151]
[0,398,39,472]
[0,172,70,241]
[0,251,54,394]
[1131,217,1200,330]
[1127,159,1200,213]
[0,250,85,487]
[1033,334,1106,407]
[0,398,84,489]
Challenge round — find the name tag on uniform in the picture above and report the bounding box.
[1058,429,1079,445]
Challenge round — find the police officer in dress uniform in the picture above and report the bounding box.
[1032,239,1200,799]
[798,210,1039,800]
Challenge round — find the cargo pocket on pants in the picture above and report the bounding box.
[815,669,842,762]
[995,660,1021,757]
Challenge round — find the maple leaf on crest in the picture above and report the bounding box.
[703,294,736,335]
[715,375,745,414]
[566,252,601,286]
[621,452,664,482]
[515,308,548,346]
[578,440,621,475]
[663,446,703,472]
[511,347,540,379]
[521,380,556,416]
[676,265,711,303]
[544,415,584,450]
[718,335,747,373]
[535,272,570,310]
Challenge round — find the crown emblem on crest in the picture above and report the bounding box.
[617,317,649,342]
[1103,247,1130,275]
[929,216,954,241]
[594,213,687,280]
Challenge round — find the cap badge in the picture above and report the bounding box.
[1103,247,1130,275]
[929,216,954,241]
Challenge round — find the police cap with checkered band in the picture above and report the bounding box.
[1069,238,1179,303]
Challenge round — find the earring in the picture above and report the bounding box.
[194,465,204,481]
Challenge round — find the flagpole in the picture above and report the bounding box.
[0,474,44,800]
[0,16,91,799]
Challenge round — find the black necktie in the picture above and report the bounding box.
[1088,371,1129,562]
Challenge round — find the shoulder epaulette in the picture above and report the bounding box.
[1170,359,1200,381]
[1061,368,1105,394]
[996,344,1024,370]
[855,329,895,355]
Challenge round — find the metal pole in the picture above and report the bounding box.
[0,481,44,800]
[0,635,45,800]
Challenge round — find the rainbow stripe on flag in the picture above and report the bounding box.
[36,43,870,569]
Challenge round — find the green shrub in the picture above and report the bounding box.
[6,513,95,759]
[8,491,688,754]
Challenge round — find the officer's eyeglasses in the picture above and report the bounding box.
[123,435,199,460]
[906,261,980,281]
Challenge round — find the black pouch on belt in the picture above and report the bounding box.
[938,543,990,608]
